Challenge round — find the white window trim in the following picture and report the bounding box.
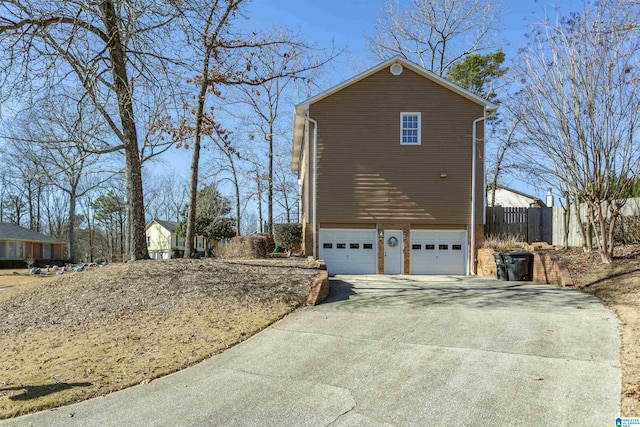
[400,112,421,145]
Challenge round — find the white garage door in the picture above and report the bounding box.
[319,229,377,274]
[410,229,467,275]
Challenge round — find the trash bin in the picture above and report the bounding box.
[503,251,533,281]
[493,252,508,281]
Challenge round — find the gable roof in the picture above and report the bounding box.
[146,219,181,234]
[493,185,546,207]
[291,55,499,171]
[0,222,62,243]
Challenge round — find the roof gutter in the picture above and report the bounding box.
[295,112,318,259]
[470,107,497,275]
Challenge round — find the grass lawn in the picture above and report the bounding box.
[0,269,54,302]
[559,245,640,416]
[0,258,320,419]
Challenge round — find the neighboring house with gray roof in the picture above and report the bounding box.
[145,219,210,259]
[0,222,65,263]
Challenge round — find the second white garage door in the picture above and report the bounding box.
[319,229,377,274]
[410,229,467,275]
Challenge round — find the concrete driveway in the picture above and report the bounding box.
[2,275,620,426]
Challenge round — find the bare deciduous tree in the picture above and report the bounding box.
[4,98,113,261]
[368,0,501,75]
[514,1,640,262]
[233,39,323,232]
[174,0,337,257]
[273,153,298,223]
[0,0,184,260]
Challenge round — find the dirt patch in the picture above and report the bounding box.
[559,245,640,416]
[0,258,320,419]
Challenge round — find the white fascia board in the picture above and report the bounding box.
[291,107,308,172]
[294,56,498,112]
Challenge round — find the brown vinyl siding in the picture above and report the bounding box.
[307,66,485,226]
[53,243,63,260]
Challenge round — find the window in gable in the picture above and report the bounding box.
[401,112,421,145]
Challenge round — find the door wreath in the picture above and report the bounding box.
[387,236,399,247]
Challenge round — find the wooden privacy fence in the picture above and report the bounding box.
[551,197,640,247]
[486,207,553,244]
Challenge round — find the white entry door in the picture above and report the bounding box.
[384,230,403,274]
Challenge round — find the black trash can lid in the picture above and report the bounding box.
[505,251,532,257]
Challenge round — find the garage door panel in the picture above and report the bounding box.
[410,230,466,275]
[319,229,377,275]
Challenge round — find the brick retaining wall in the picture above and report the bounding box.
[477,248,574,287]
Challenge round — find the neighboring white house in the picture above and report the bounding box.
[487,185,547,208]
[145,219,210,259]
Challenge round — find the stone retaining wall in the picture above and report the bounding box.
[306,259,329,305]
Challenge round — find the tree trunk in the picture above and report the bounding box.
[68,190,77,262]
[184,46,212,258]
[562,191,570,247]
[607,210,618,262]
[36,184,42,232]
[27,182,34,230]
[256,171,263,233]
[268,124,273,235]
[101,0,148,261]
[573,197,590,252]
[592,203,612,263]
[119,209,125,260]
[230,158,241,236]
[585,204,594,251]
[14,196,21,226]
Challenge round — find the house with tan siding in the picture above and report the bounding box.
[291,56,497,275]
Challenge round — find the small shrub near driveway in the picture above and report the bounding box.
[273,223,302,252]
[215,235,267,258]
[482,233,528,253]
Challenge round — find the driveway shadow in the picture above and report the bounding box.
[322,280,357,303]
[0,382,92,401]
[321,276,598,311]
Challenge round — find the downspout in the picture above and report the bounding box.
[295,112,318,259]
[470,108,496,275]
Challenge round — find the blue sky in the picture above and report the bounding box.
[161,0,585,201]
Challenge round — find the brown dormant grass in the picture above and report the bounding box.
[559,245,640,416]
[0,258,320,419]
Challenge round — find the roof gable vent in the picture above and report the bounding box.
[390,63,403,75]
